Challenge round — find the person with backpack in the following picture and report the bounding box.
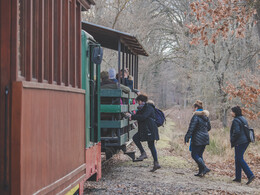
[126,94,161,172]
[184,100,211,177]
[230,106,255,185]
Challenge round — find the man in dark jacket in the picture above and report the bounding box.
[184,100,211,177]
[127,94,160,172]
[230,106,255,185]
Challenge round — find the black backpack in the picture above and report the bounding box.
[237,118,255,143]
[154,108,166,127]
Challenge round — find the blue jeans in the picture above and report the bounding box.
[235,142,254,179]
[133,133,158,162]
[191,145,205,163]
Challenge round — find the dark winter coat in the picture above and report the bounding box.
[121,78,133,91]
[131,103,159,142]
[185,110,211,146]
[230,116,249,148]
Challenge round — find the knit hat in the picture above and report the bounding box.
[108,68,116,79]
[193,100,203,109]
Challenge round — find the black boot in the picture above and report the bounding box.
[197,158,210,177]
[232,178,241,183]
[136,152,148,160]
[194,164,202,176]
[150,161,161,172]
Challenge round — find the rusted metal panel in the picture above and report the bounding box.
[11,82,85,195]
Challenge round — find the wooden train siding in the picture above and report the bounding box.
[1,0,95,194]
[11,81,85,195]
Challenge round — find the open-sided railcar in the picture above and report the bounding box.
[82,22,148,159]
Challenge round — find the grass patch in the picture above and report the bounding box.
[159,155,189,168]
[206,138,226,156]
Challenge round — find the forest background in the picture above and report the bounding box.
[82,0,260,128]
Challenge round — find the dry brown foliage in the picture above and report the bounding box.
[186,0,256,45]
[224,74,260,119]
[187,0,260,120]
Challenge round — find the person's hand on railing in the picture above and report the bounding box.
[125,112,132,120]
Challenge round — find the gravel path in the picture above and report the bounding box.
[84,146,260,195]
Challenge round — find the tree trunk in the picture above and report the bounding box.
[255,2,260,40]
[221,107,228,128]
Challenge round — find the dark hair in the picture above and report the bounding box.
[136,94,148,102]
[231,106,242,117]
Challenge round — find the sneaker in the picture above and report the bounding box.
[246,175,255,185]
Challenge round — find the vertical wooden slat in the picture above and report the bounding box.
[25,0,33,81]
[118,40,121,85]
[128,53,131,76]
[134,55,137,89]
[55,0,62,85]
[48,0,54,84]
[131,54,134,76]
[44,0,49,81]
[18,0,26,79]
[38,0,44,82]
[126,49,128,69]
[136,56,139,89]
[76,2,81,88]
[122,46,125,77]
[58,0,63,85]
[11,0,18,81]
[70,0,76,87]
[67,0,71,86]
[32,0,39,80]
[63,0,69,86]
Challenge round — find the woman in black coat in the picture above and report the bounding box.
[230,106,255,185]
[127,94,160,172]
[184,100,211,177]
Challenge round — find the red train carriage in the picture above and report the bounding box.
[0,1,95,195]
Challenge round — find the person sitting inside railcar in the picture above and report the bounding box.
[100,70,130,93]
[120,68,133,91]
[108,68,118,83]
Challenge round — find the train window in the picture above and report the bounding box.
[17,0,81,87]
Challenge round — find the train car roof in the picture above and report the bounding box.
[81,21,148,56]
[81,0,96,11]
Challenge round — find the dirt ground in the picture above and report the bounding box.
[84,144,260,195]
[84,112,260,195]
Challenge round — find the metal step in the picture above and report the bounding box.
[124,151,143,162]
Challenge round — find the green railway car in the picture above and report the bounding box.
[81,30,102,182]
[82,22,148,160]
